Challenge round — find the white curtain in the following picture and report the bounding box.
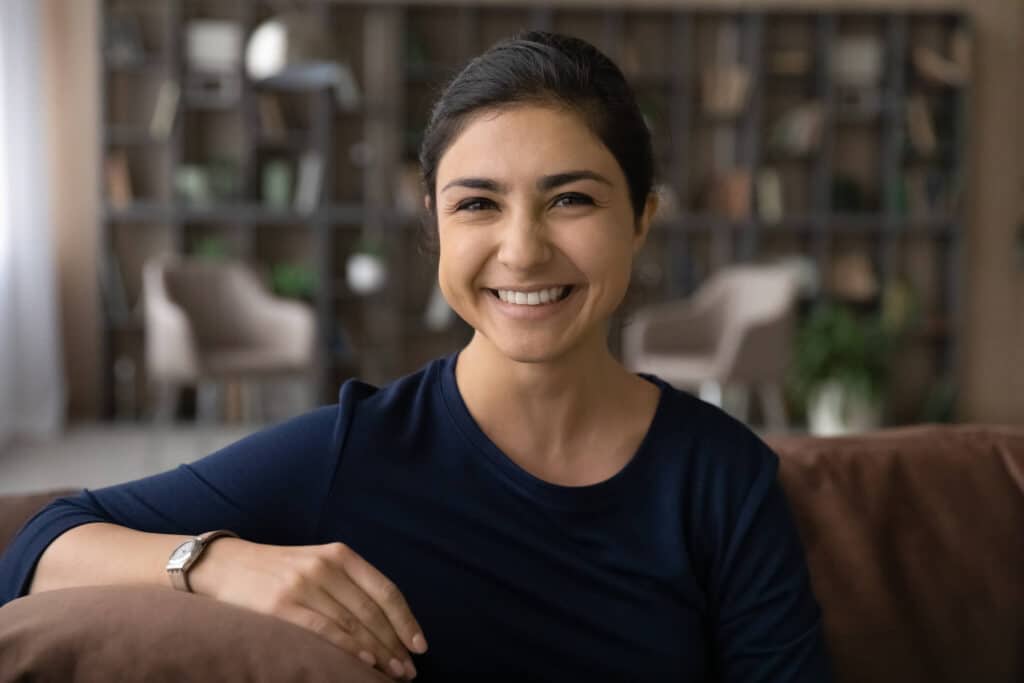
[0,0,66,444]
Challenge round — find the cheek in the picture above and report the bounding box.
[437,224,486,299]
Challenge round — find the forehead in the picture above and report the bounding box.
[436,105,620,184]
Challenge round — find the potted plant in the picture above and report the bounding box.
[790,283,915,436]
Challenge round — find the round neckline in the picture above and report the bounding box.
[437,352,670,511]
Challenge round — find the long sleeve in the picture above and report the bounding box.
[0,404,345,605]
[707,440,833,682]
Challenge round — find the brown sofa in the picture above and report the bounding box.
[1,424,1021,682]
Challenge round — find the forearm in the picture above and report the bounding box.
[29,522,191,594]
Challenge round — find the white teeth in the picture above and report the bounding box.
[496,286,567,306]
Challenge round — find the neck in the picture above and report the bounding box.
[454,332,650,467]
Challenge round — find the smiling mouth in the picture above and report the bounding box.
[487,285,575,306]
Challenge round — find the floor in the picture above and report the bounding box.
[0,423,261,495]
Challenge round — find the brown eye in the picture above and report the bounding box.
[456,198,496,212]
[552,193,594,209]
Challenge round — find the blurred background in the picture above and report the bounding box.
[1,0,1021,493]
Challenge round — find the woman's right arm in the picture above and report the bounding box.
[31,523,425,680]
[1,402,426,680]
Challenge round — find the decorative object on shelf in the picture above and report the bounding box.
[294,152,324,213]
[185,20,242,74]
[829,249,878,303]
[149,79,180,140]
[246,12,362,111]
[105,13,145,67]
[768,102,823,157]
[206,160,241,201]
[832,34,883,117]
[175,161,239,205]
[192,236,230,261]
[700,65,750,119]
[345,242,388,296]
[175,165,212,205]
[913,29,971,87]
[906,95,937,157]
[105,152,133,208]
[708,169,752,220]
[768,48,811,77]
[261,159,293,209]
[790,282,917,436]
[270,263,317,302]
[183,18,242,106]
[755,169,784,224]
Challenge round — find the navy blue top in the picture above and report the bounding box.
[0,354,830,681]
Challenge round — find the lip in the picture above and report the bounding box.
[484,285,579,320]
[486,284,571,293]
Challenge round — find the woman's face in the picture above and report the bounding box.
[432,104,656,364]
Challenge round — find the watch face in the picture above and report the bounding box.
[167,540,199,570]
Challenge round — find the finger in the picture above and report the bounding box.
[326,543,428,654]
[276,603,380,671]
[300,583,412,680]
[321,565,416,676]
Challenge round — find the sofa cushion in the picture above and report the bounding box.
[0,585,390,682]
[767,424,1024,683]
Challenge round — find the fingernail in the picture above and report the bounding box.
[412,633,428,653]
[358,651,376,667]
[404,659,418,679]
[389,658,406,677]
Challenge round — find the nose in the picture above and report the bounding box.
[497,209,552,272]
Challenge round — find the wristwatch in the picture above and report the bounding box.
[166,529,238,592]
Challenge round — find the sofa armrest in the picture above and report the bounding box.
[0,489,79,556]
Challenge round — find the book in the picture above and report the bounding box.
[906,95,937,157]
[105,152,133,207]
[150,79,180,140]
[294,152,324,214]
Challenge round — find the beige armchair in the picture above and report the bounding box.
[622,262,802,431]
[143,258,316,422]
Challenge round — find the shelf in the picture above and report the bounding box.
[654,213,955,236]
[104,202,372,226]
[96,4,969,415]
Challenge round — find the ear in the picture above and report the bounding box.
[423,194,432,213]
[632,191,659,254]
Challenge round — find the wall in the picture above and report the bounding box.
[42,0,100,419]
[41,0,1023,424]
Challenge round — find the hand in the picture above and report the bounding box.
[190,538,428,680]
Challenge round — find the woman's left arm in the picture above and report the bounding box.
[707,442,833,682]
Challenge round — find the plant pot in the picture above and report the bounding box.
[807,379,882,436]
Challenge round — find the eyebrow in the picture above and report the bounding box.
[440,169,612,194]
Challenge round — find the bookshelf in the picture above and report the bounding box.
[97,2,970,425]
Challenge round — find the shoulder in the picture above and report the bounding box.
[650,379,778,487]
[335,356,449,437]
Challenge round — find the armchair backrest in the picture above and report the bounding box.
[157,259,270,349]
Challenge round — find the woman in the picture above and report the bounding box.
[0,31,830,681]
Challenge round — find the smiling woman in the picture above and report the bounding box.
[0,31,831,682]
